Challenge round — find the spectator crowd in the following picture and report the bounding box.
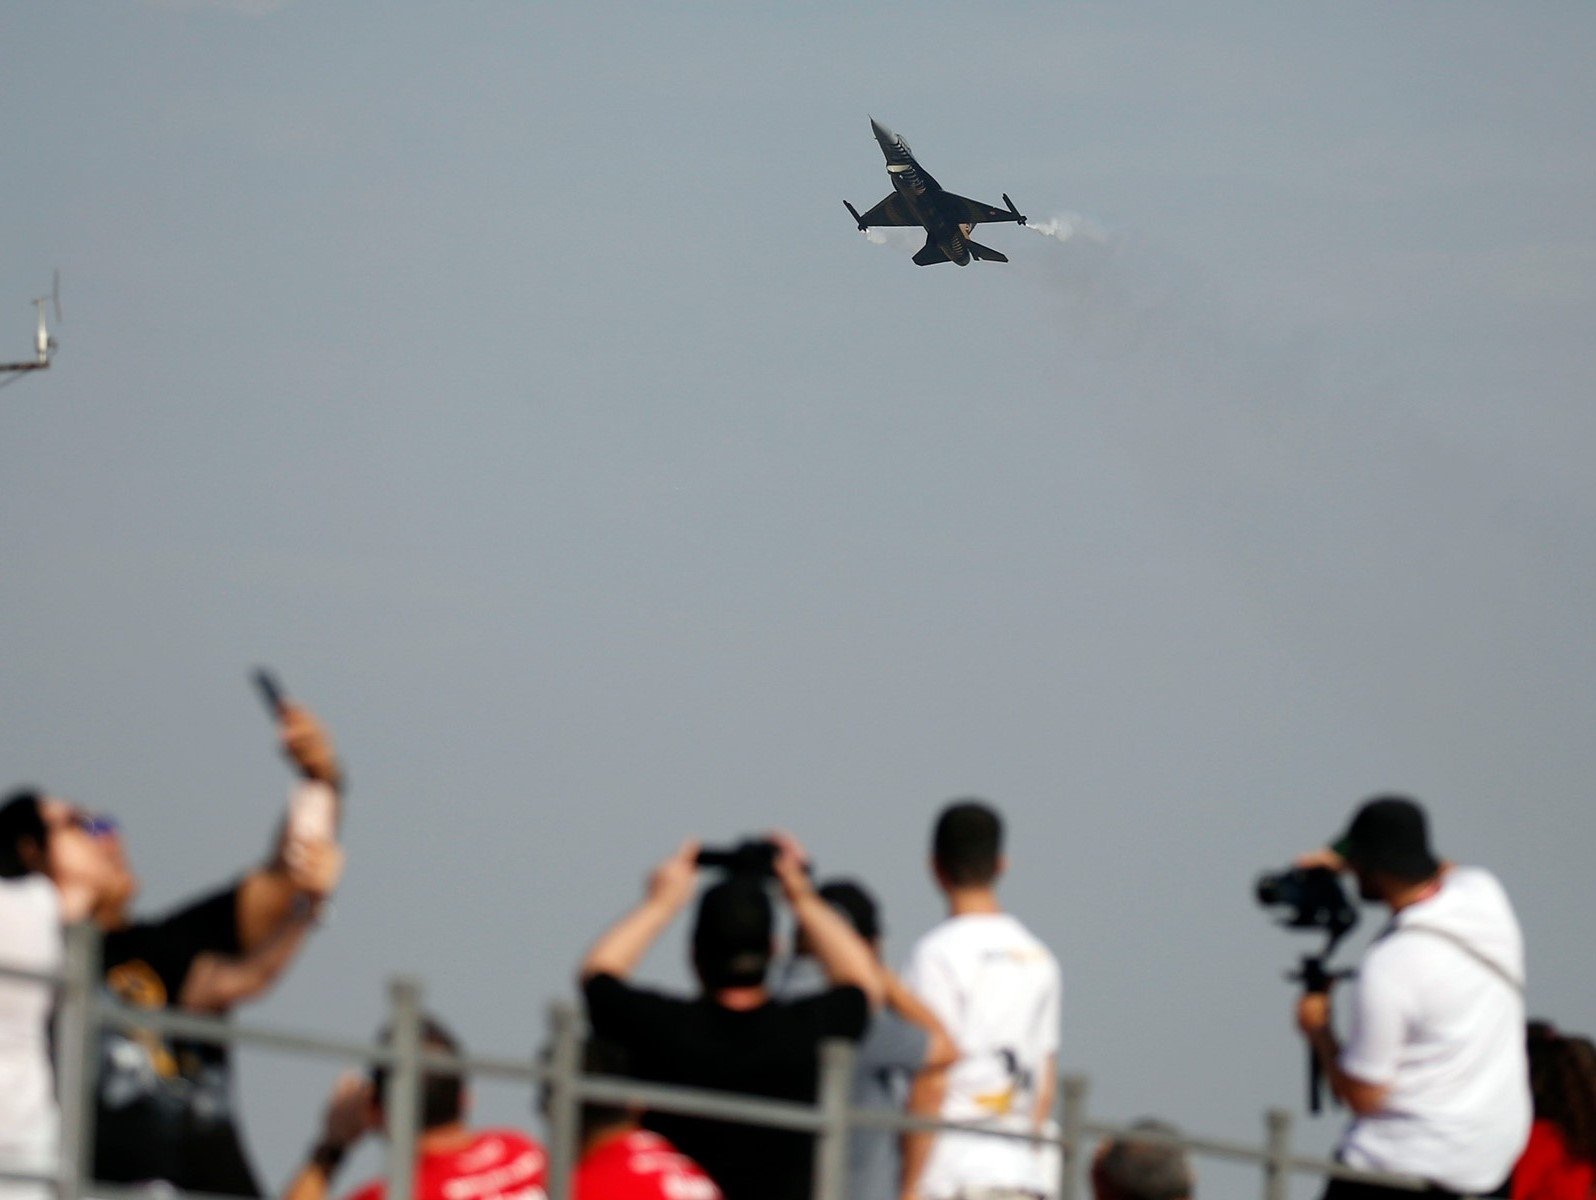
[3,694,1594,1200]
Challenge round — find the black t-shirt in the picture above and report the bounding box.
[94,883,262,1197]
[583,973,869,1200]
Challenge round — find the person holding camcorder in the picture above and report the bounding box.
[1290,796,1529,1200]
[579,833,882,1200]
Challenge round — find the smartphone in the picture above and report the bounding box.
[252,667,287,718]
[288,780,338,845]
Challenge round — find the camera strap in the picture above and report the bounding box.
[1394,923,1524,995]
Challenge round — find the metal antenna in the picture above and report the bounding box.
[3,271,60,380]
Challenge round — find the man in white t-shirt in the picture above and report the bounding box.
[0,793,65,1200]
[1295,795,1529,1200]
[904,799,1061,1200]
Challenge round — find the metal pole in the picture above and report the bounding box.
[1058,1074,1088,1200]
[383,977,424,1200]
[55,922,100,1200]
[1263,1108,1292,1200]
[544,1002,583,1200]
[811,1039,855,1200]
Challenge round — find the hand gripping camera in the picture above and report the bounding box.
[1255,866,1360,1113]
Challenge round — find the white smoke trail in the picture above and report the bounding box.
[1023,211,1111,245]
[862,228,921,251]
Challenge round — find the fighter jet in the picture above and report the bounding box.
[845,119,1026,266]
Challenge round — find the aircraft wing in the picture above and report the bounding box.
[944,193,1024,225]
[857,193,918,227]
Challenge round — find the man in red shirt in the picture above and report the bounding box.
[284,1016,547,1200]
[572,1038,721,1200]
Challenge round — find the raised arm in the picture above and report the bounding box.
[282,1073,376,1200]
[181,839,342,1013]
[772,834,883,1008]
[580,839,700,983]
[237,704,344,953]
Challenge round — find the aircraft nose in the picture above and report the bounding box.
[870,118,895,146]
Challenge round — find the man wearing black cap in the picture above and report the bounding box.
[1294,796,1529,1199]
[580,833,882,1200]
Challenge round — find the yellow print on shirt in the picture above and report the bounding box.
[106,960,179,1079]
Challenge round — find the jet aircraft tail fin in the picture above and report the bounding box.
[966,240,1009,264]
[913,239,952,266]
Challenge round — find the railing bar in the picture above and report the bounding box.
[55,922,98,1200]
[1059,1074,1087,1200]
[543,1003,581,1200]
[811,1040,855,1200]
[575,1077,828,1131]
[93,999,407,1064]
[382,977,424,1200]
[0,1168,59,1185]
[0,961,67,986]
[38,934,1441,1200]
[87,1185,284,1200]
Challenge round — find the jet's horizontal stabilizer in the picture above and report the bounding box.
[967,240,1009,263]
[913,240,952,266]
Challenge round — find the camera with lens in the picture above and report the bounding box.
[695,839,781,878]
[1256,864,1360,1115]
[1255,866,1358,938]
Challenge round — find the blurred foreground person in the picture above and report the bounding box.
[777,878,957,1200]
[3,700,346,1197]
[1295,796,1529,1199]
[580,833,880,1200]
[570,1038,720,1200]
[286,1015,547,1200]
[1512,1022,1596,1200]
[1090,1121,1193,1200]
[0,797,63,1200]
[905,800,1062,1200]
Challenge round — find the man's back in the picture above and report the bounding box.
[1338,865,1529,1192]
[906,912,1061,1197]
[584,974,867,1200]
[342,1129,547,1200]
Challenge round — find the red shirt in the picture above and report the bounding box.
[575,1130,721,1200]
[1513,1119,1596,1200]
[345,1130,547,1200]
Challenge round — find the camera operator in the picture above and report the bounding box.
[578,833,881,1200]
[1293,796,1529,1199]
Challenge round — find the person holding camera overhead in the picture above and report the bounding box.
[1294,796,1530,1199]
[579,833,882,1200]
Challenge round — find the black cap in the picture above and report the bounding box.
[1332,795,1441,882]
[692,879,773,989]
[817,879,881,942]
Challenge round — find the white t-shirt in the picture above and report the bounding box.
[1337,866,1530,1194]
[0,875,62,1200]
[904,912,1061,1200]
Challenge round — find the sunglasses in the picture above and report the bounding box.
[49,809,119,838]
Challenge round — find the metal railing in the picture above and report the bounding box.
[0,925,1464,1200]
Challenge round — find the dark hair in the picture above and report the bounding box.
[817,879,881,942]
[578,1037,635,1138]
[370,1015,465,1130]
[0,790,46,880]
[1095,1119,1194,1200]
[1528,1021,1596,1164]
[691,879,773,990]
[932,799,1003,887]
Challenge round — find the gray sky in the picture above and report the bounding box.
[4,3,1594,1196]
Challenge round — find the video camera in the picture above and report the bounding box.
[1255,866,1358,940]
[1256,864,1361,1115]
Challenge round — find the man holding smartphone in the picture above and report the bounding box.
[2,688,346,1198]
